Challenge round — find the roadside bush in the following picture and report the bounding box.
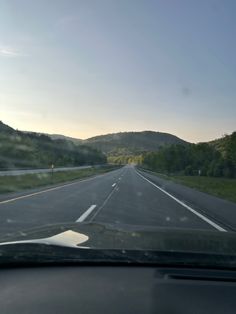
[184,165,194,175]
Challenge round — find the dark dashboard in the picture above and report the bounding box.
[1,224,236,313]
[1,265,236,314]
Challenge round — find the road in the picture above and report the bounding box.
[0,166,92,176]
[0,165,236,237]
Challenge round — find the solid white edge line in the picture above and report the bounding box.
[76,205,97,222]
[0,171,113,205]
[136,170,227,232]
[0,182,80,205]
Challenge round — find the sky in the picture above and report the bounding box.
[0,0,236,143]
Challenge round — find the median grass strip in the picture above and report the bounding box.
[0,166,119,194]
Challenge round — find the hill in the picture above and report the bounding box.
[0,121,15,133]
[0,121,106,169]
[83,131,189,156]
[210,132,236,150]
[141,131,236,178]
[22,131,82,145]
[49,134,82,144]
[210,132,236,166]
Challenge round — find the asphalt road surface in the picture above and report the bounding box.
[0,165,236,237]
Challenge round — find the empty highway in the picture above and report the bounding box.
[0,165,236,237]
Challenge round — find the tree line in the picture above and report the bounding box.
[0,131,106,169]
[142,132,236,178]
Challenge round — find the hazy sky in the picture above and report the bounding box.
[0,0,236,142]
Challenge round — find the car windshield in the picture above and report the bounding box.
[0,0,236,261]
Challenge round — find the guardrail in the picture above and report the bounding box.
[0,165,93,177]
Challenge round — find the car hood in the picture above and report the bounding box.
[0,222,235,253]
[0,223,236,268]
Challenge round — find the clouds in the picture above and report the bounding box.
[0,46,25,57]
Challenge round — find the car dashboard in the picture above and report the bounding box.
[1,265,236,314]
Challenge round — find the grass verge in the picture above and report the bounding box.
[171,176,236,203]
[0,166,120,194]
[147,171,236,203]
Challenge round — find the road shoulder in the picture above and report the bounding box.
[137,168,236,231]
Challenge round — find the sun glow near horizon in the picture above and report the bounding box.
[1,0,236,144]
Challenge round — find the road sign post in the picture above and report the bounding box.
[51,164,54,182]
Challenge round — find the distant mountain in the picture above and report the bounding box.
[23,131,82,145]
[0,122,106,169]
[28,130,189,156]
[47,134,82,144]
[83,131,189,156]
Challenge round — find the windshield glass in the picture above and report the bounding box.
[0,0,236,258]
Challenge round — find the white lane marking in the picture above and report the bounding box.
[136,171,227,232]
[91,186,119,221]
[76,205,97,222]
[112,183,116,187]
[0,172,112,206]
